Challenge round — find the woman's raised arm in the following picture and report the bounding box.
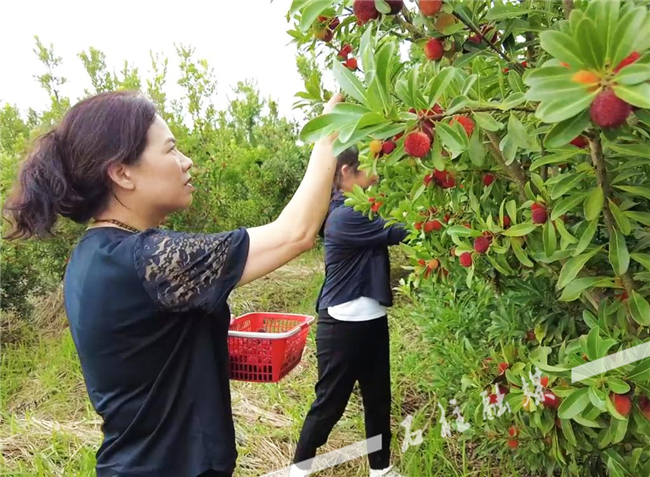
[237,93,343,287]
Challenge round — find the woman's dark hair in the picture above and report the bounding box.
[334,146,360,189]
[3,91,157,239]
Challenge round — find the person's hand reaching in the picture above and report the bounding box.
[322,92,344,143]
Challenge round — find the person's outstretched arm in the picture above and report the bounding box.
[237,93,343,286]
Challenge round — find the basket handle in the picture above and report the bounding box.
[228,316,315,340]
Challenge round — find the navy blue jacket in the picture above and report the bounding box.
[316,191,407,311]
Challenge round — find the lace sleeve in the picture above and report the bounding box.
[134,228,249,313]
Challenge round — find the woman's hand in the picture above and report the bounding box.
[321,92,344,143]
[323,92,344,114]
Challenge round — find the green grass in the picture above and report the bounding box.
[1,249,502,476]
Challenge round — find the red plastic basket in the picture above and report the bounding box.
[228,312,315,383]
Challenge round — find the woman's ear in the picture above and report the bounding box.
[107,163,136,191]
[340,164,350,177]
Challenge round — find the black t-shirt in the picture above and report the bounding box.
[63,227,250,477]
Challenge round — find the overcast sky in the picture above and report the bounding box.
[0,0,325,124]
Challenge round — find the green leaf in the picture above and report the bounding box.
[586,326,601,361]
[612,83,650,109]
[446,225,478,238]
[608,143,650,159]
[557,246,602,289]
[544,220,557,257]
[559,277,614,302]
[583,310,598,329]
[544,110,591,149]
[551,171,588,200]
[625,211,650,226]
[535,91,595,124]
[552,193,587,221]
[446,96,470,115]
[508,113,532,149]
[461,74,477,96]
[576,18,604,70]
[289,0,310,15]
[628,358,650,383]
[589,387,608,411]
[556,217,578,248]
[367,122,406,141]
[584,186,604,221]
[530,150,582,170]
[506,200,518,225]
[436,122,467,158]
[614,63,650,85]
[299,0,334,32]
[605,448,634,477]
[356,112,387,131]
[395,79,411,107]
[608,199,632,235]
[332,60,367,105]
[628,290,650,326]
[615,185,650,201]
[502,222,537,237]
[407,66,421,110]
[573,220,599,257]
[428,67,456,108]
[606,392,628,421]
[301,105,368,142]
[337,122,358,144]
[608,378,630,395]
[558,387,590,419]
[375,41,395,94]
[500,92,527,110]
[360,23,375,83]
[527,78,585,103]
[599,0,620,65]
[611,6,647,67]
[540,31,584,68]
[502,134,518,164]
[468,131,485,167]
[631,253,650,272]
[610,416,629,445]
[511,238,534,267]
[507,71,525,94]
[524,66,572,86]
[609,229,630,276]
[374,0,391,14]
[473,112,503,131]
[560,418,578,446]
[332,123,388,156]
[485,4,530,20]
[367,78,386,114]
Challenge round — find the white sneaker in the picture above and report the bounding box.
[369,466,404,477]
[289,464,311,477]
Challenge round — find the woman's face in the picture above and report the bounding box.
[340,164,378,192]
[128,115,195,216]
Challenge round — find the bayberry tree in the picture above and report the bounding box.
[288,0,650,475]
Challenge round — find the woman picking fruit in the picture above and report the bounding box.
[291,147,407,477]
[3,90,343,477]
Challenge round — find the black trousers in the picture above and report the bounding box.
[197,470,233,477]
[197,469,233,477]
[294,311,392,470]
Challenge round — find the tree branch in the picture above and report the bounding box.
[424,106,536,121]
[485,131,528,200]
[452,13,521,73]
[397,12,424,40]
[589,134,636,293]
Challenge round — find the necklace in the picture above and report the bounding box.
[90,219,141,233]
